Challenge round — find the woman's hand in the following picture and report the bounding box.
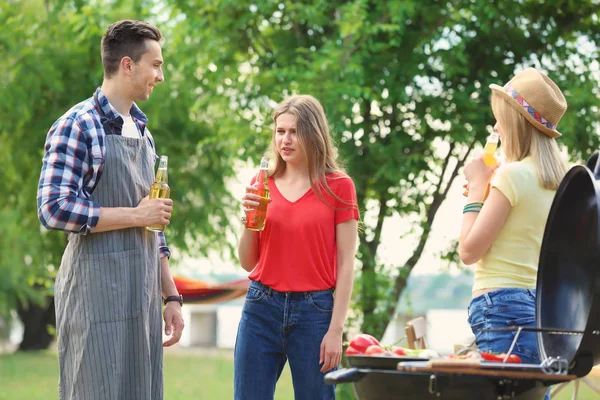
[320,329,343,373]
[463,156,498,185]
[464,156,498,187]
[241,185,272,215]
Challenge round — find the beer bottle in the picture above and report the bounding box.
[464,132,499,199]
[245,156,270,231]
[482,132,499,167]
[147,155,171,232]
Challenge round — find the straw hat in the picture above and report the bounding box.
[489,68,567,138]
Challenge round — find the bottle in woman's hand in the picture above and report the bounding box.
[464,132,500,199]
[244,157,270,231]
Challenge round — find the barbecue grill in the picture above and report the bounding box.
[325,154,600,399]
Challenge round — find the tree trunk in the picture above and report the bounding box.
[16,297,55,351]
[359,139,476,340]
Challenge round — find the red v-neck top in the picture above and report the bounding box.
[248,173,360,291]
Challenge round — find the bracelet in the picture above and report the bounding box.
[463,202,484,214]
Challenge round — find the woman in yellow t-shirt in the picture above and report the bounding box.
[459,68,568,366]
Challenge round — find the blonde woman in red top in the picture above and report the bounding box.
[235,95,360,400]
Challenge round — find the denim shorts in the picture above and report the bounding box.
[467,288,541,365]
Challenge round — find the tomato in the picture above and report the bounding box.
[392,347,407,356]
[349,334,381,353]
[365,345,387,355]
[345,345,361,355]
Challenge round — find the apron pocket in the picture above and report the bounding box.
[79,249,143,323]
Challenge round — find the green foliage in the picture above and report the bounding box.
[162,0,600,339]
[0,210,54,322]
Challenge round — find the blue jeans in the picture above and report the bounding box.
[234,280,336,400]
[468,288,550,400]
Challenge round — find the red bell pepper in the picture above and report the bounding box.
[480,351,522,363]
[348,334,381,353]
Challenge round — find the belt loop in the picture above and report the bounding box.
[528,289,535,299]
[267,287,272,297]
[484,293,493,307]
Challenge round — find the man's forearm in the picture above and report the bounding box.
[93,207,140,233]
[160,256,179,298]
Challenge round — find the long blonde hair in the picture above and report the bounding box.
[491,93,567,190]
[268,95,353,208]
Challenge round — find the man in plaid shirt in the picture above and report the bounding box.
[37,20,184,400]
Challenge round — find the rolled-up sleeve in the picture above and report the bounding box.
[158,231,171,259]
[37,117,101,234]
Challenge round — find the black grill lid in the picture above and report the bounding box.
[536,152,600,377]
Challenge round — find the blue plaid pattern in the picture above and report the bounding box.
[37,88,170,258]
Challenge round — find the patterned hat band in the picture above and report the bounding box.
[504,84,557,130]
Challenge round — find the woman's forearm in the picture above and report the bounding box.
[329,260,354,332]
[238,228,260,272]
[458,183,487,264]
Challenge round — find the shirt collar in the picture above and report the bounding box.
[95,88,148,123]
[94,88,148,134]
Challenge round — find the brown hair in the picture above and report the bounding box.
[268,95,356,210]
[101,20,162,79]
[491,93,567,190]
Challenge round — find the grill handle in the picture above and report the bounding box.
[324,368,365,384]
[586,150,599,176]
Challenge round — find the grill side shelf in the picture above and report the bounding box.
[397,360,577,381]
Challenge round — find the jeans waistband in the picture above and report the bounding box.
[471,288,536,308]
[250,280,334,299]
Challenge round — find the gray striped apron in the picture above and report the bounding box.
[54,134,163,400]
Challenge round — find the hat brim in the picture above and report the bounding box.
[489,84,562,138]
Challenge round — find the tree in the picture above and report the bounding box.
[0,0,242,348]
[3,0,600,353]
[0,0,99,348]
[165,0,600,339]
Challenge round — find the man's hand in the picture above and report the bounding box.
[319,329,343,373]
[135,196,173,228]
[162,302,184,347]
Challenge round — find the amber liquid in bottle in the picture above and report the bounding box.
[464,132,499,199]
[147,155,170,232]
[245,157,270,231]
[482,133,499,168]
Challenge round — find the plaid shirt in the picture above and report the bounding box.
[37,88,170,258]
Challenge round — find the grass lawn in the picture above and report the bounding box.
[0,349,294,400]
[1,349,599,399]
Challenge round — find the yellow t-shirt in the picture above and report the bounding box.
[472,157,557,292]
